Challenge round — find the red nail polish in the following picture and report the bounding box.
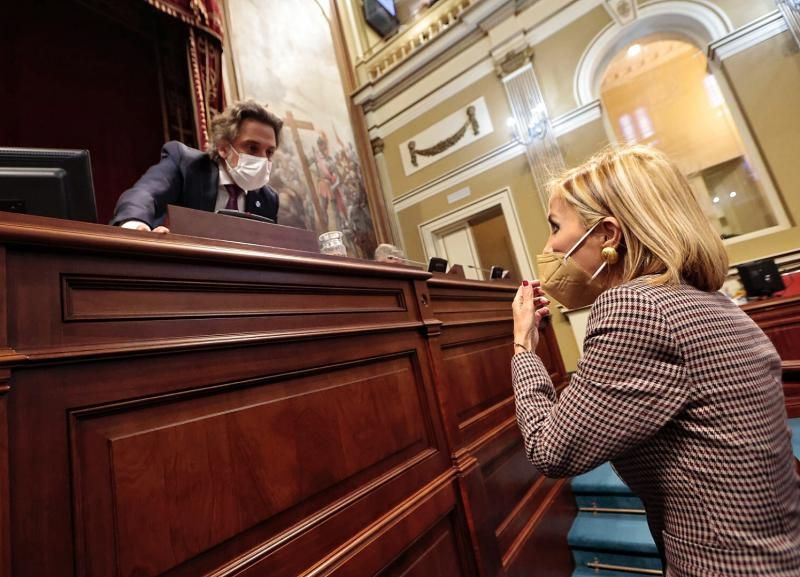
[523,280,529,286]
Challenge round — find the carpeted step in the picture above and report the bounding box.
[571,462,644,511]
[568,512,659,555]
[790,418,800,460]
[569,511,663,575]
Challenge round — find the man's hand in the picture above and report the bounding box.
[121,220,170,234]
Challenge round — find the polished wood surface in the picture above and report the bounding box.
[742,295,800,418]
[168,205,319,252]
[0,212,570,577]
[426,274,572,577]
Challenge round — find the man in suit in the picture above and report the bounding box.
[111,100,282,232]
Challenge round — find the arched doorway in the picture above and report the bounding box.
[599,36,781,238]
[573,1,788,241]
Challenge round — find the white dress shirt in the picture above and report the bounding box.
[121,161,244,230]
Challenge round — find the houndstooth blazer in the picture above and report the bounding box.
[512,277,800,577]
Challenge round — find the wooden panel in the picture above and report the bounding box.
[168,204,319,252]
[0,372,8,577]
[743,295,800,419]
[427,277,574,577]
[503,480,576,577]
[0,213,577,577]
[62,274,405,321]
[783,361,800,419]
[742,295,800,361]
[441,332,514,443]
[8,250,419,353]
[375,515,468,577]
[428,280,516,326]
[71,355,433,577]
[300,476,474,577]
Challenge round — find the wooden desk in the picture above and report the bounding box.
[0,213,569,577]
[742,295,800,417]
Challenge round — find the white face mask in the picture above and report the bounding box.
[224,147,271,191]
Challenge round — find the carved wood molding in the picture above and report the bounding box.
[408,105,479,167]
[0,214,430,279]
[61,275,408,322]
[13,321,426,365]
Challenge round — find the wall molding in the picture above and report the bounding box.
[394,140,525,212]
[367,59,496,139]
[524,0,603,46]
[574,0,733,105]
[551,100,603,137]
[708,10,788,62]
[400,100,492,175]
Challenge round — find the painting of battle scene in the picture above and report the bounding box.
[227,0,377,259]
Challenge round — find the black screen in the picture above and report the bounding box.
[363,0,399,38]
[737,258,785,298]
[0,148,97,223]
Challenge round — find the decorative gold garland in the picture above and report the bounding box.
[408,105,479,167]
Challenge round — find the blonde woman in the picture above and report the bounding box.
[512,145,800,576]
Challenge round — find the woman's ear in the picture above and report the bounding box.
[599,217,622,247]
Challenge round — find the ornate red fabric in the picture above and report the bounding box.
[144,0,226,149]
[143,0,223,40]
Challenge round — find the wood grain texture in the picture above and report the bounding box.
[0,212,574,577]
[743,295,800,418]
[742,295,800,362]
[427,277,573,577]
[0,371,9,577]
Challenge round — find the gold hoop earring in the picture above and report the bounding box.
[601,246,619,265]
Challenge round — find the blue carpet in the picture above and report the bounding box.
[568,512,658,554]
[790,418,800,460]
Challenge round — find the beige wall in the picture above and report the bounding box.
[533,6,612,118]
[383,72,512,196]
[718,31,800,264]
[635,0,775,28]
[395,154,582,371]
[695,0,777,29]
[557,117,610,168]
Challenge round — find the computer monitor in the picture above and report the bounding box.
[363,0,399,38]
[0,147,97,223]
[737,258,785,299]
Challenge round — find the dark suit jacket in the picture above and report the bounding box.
[111,141,279,227]
[512,277,800,576]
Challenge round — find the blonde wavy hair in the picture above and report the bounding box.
[548,145,728,292]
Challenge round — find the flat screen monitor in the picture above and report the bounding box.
[737,258,785,299]
[364,0,399,38]
[0,147,97,223]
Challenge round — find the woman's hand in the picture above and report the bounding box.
[512,280,550,353]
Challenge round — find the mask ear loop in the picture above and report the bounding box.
[567,221,606,281]
[590,260,607,281]
[565,220,603,278]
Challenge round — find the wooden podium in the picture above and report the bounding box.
[0,211,570,577]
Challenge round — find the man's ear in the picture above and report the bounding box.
[599,217,622,247]
[218,141,230,160]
